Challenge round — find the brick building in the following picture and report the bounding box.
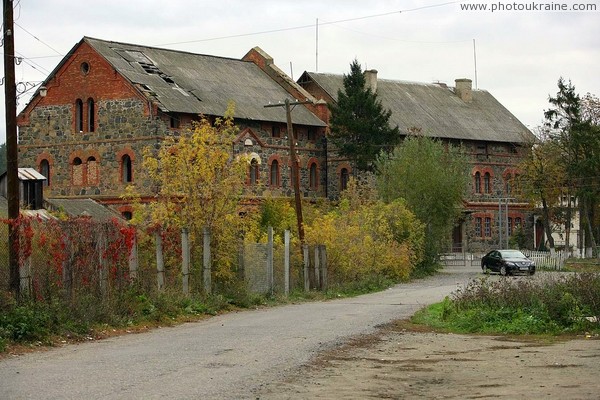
[17,37,534,252]
[297,71,535,252]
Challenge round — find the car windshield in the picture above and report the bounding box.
[499,250,526,259]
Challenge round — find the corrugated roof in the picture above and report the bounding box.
[84,37,326,127]
[17,168,47,181]
[302,72,533,143]
[45,198,124,221]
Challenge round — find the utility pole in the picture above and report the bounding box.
[3,0,20,299]
[264,98,312,245]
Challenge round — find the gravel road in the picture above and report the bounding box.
[0,265,475,399]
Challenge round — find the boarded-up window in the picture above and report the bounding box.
[72,157,83,186]
[87,156,98,185]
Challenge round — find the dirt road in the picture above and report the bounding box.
[256,323,600,399]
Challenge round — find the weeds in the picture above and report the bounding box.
[413,273,600,335]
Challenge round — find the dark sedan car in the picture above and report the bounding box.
[481,249,536,276]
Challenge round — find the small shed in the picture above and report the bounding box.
[0,168,47,210]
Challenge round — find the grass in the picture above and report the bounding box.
[412,272,600,336]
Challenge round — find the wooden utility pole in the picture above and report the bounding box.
[264,99,312,244]
[4,0,20,299]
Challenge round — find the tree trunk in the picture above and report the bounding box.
[541,197,555,255]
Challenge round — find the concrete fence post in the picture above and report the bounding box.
[155,230,165,291]
[314,245,320,290]
[267,226,274,296]
[320,245,327,291]
[181,227,190,295]
[284,230,290,296]
[203,227,212,294]
[128,231,138,281]
[303,244,309,292]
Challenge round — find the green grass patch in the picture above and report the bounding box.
[412,274,600,336]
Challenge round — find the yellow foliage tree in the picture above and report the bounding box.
[136,102,249,281]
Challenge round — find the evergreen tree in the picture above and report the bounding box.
[328,60,400,172]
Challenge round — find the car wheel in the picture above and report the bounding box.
[500,265,507,276]
[482,264,489,274]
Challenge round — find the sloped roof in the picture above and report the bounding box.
[83,37,325,127]
[0,197,55,220]
[45,198,124,221]
[301,72,533,143]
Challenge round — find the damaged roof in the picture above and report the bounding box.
[300,72,533,144]
[84,37,325,127]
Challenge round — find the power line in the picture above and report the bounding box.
[155,1,464,47]
[14,22,63,56]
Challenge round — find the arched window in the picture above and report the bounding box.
[39,159,50,187]
[87,98,95,132]
[340,168,349,191]
[474,171,481,194]
[505,173,512,194]
[87,156,98,185]
[75,99,84,132]
[249,158,259,185]
[270,160,280,187]
[72,157,83,186]
[121,154,133,183]
[484,172,491,194]
[122,211,133,220]
[309,162,318,190]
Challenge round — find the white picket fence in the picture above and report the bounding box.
[441,250,568,270]
[521,250,567,270]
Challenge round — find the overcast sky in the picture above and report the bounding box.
[2,0,599,143]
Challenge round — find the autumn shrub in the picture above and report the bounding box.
[305,197,424,285]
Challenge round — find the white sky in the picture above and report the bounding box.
[2,0,599,143]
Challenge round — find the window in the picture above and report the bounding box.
[75,99,84,132]
[87,98,95,132]
[484,172,491,194]
[72,157,83,186]
[169,114,180,129]
[270,160,280,186]
[508,217,513,236]
[271,124,281,138]
[122,211,133,220]
[309,162,318,190]
[307,127,316,141]
[80,62,90,75]
[121,154,133,183]
[474,172,481,194]
[87,156,98,185]
[484,217,492,237]
[475,217,482,237]
[515,217,522,228]
[340,168,349,191]
[39,159,50,187]
[249,159,259,185]
[505,174,512,194]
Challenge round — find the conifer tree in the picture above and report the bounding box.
[328,60,400,172]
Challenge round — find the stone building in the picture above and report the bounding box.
[17,37,328,218]
[297,71,536,252]
[17,36,534,252]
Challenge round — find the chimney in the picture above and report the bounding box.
[364,69,378,92]
[454,78,473,102]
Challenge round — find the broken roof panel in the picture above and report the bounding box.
[85,37,326,127]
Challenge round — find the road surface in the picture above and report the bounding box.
[0,264,474,399]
